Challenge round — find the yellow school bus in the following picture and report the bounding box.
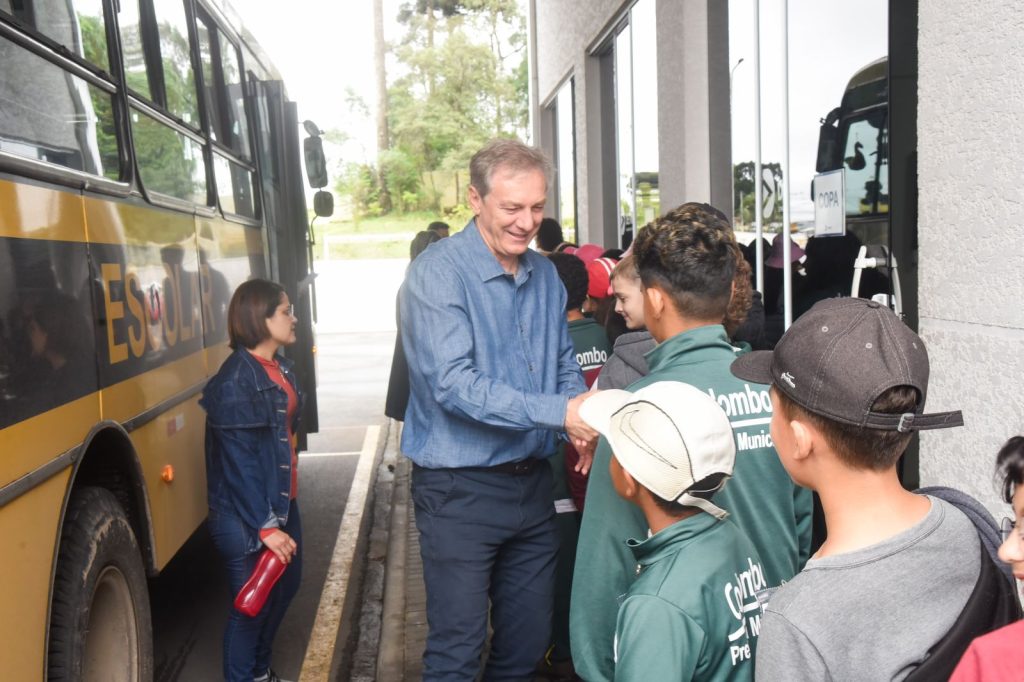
[0,0,323,678]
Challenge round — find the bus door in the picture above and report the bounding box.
[249,79,319,440]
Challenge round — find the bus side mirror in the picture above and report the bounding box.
[303,121,329,189]
[816,107,841,173]
[313,190,334,217]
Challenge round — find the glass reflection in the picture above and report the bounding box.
[131,108,207,203]
[0,239,98,429]
[153,0,200,126]
[0,35,120,178]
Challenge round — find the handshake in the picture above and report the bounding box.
[565,390,601,475]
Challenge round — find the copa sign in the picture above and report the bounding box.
[813,170,845,237]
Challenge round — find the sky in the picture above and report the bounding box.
[241,0,401,168]
[729,0,888,221]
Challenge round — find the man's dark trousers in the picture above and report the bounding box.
[412,461,558,681]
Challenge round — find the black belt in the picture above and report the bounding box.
[414,458,545,476]
[448,458,545,476]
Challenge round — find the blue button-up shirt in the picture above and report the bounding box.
[399,220,587,468]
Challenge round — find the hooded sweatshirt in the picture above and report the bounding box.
[596,330,656,390]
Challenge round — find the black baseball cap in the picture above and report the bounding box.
[730,298,963,432]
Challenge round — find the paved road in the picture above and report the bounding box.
[151,259,406,681]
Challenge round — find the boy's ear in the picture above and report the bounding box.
[644,285,666,320]
[620,465,640,499]
[790,418,815,462]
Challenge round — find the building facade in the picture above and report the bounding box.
[529,0,1024,516]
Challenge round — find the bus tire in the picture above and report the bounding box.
[47,486,153,682]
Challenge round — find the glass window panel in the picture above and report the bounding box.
[213,153,256,218]
[118,1,151,98]
[630,0,659,226]
[0,0,111,72]
[555,80,576,239]
[0,35,120,179]
[220,40,251,159]
[194,17,225,144]
[153,0,199,126]
[131,108,206,203]
[614,27,634,241]
[842,113,889,216]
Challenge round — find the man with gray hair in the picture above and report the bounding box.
[400,138,598,680]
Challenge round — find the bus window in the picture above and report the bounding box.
[0,0,111,73]
[118,0,153,99]
[130,108,206,203]
[194,15,224,142]
[220,38,251,159]
[0,34,120,178]
[213,152,256,218]
[194,11,252,161]
[153,0,199,127]
[841,111,889,216]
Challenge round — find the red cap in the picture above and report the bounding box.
[586,257,617,299]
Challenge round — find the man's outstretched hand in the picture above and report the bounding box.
[565,391,600,475]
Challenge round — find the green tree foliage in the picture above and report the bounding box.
[378,0,527,213]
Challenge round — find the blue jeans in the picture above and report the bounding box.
[412,463,558,681]
[208,500,302,682]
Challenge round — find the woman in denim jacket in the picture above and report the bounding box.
[201,279,304,682]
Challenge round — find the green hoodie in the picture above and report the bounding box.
[570,325,811,682]
[614,514,765,681]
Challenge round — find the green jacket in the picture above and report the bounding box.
[615,514,764,681]
[570,325,812,682]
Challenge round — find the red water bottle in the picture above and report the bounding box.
[234,549,287,617]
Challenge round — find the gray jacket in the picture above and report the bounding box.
[595,330,655,390]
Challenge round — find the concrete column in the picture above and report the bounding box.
[656,0,732,216]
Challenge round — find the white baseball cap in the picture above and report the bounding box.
[580,382,736,519]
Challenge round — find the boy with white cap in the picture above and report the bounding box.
[581,381,766,681]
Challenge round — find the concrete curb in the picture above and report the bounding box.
[348,420,404,681]
[298,421,389,682]
[374,441,410,680]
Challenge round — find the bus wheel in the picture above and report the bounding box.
[48,486,153,682]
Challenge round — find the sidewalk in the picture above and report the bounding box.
[376,452,427,680]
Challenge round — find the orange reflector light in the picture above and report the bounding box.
[161,465,174,483]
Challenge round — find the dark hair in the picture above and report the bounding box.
[548,252,588,312]
[996,436,1024,504]
[632,203,737,320]
[649,473,728,517]
[228,279,286,350]
[724,251,753,337]
[602,248,625,260]
[536,218,564,252]
[410,230,442,260]
[427,221,450,233]
[775,385,919,470]
[469,138,551,199]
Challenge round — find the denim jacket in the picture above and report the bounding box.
[201,348,303,554]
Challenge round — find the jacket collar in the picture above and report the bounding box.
[460,219,536,284]
[627,512,721,566]
[645,324,742,373]
[236,347,295,391]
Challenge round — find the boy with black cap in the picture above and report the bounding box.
[730,297,978,680]
[580,381,765,681]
